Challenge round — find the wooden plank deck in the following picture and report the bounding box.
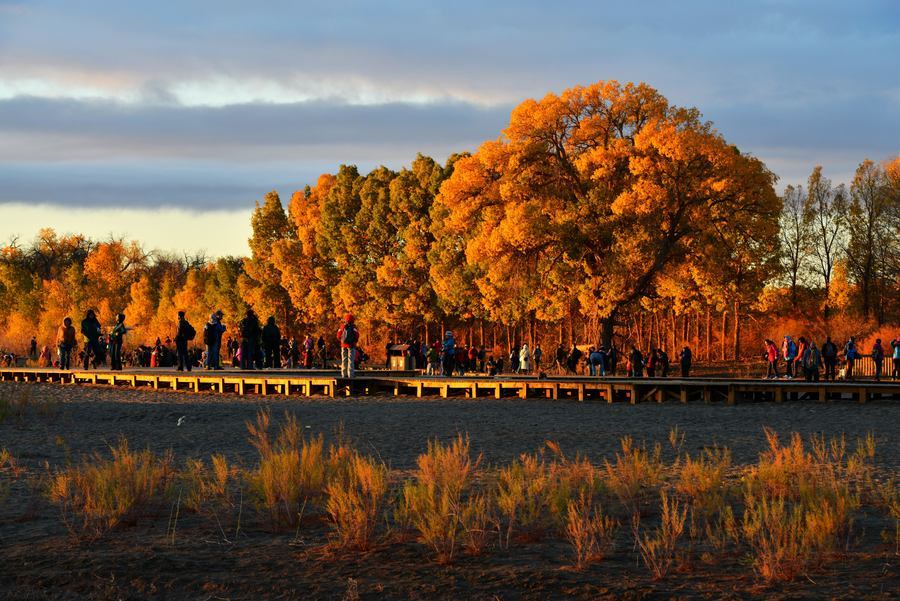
[2,367,899,403]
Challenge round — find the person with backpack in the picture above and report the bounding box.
[109,313,128,371]
[336,313,359,378]
[174,311,196,371]
[80,309,103,370]
[843,337,858,381]
[238,309,261,370]
[781,335,798,379]
[588,347,603,377]
[802,339,821,382]
[764,339,779,379]
[262,316,281,369]
[629,345,644,378]
[871,338,885,381]
[56,316,77,371]
[821,336,838,381]
[203,310,226,370]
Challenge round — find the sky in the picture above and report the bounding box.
[1,0,898,257]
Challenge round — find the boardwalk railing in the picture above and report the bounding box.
[1,368,898,403]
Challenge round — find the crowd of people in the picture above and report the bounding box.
[9,308,900,383]
[763,334,899,382]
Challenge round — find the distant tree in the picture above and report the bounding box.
[778,185,811,307]
[802,166,847,317]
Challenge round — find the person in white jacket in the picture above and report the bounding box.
[519,343,531,374]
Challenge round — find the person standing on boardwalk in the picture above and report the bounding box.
[629,345,644,378]
[679,346,692,378]
[317,335,327,369]
[533,344,542,373]
[646,348,657,377]
[29,336,37,359]
[337,313,359,378]
[441,331,456,377]
[892,337,900,381]
[843,336,858,381]
[239,309,261,370]
[80,309,102,370]
[764,339,779,379]
[56,317,76,370]
[262,316,281,369]
[204,311,226,370]
[802,340,821,382]
[781,335,797,379]
[519,343,531,374]
[821,337,838,381]
[109,313,128,371]
[871,338,885,381]
[555,344,566,374]
[658,348,670,377]
[174,311,196,371]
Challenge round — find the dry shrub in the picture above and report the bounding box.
[565,492,618,570]
[496,453,551,544]
[399,434,481,563]
[740,429,863,582]
[741,494,807,582]
[246,410,331,530]
[325,453,389,551]
[459,492,494,556]
[675,447,731,506]
[180,454,233,513]
[0,447,25,478]
[48,438,173,539]
[637,491,688,580]
[603,436,663,513]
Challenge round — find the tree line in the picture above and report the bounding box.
[1,81,898,359]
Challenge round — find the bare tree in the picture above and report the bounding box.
[802,166,847,317]
[778,185,810,307]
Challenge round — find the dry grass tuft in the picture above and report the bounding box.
[48,438,173,539]
[399,434,481,563]
[637,491,688,580]
[565,491,618,570]
[603,436,663,513]
[325,453,389,551]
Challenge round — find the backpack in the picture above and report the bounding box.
[185,322,196,341]
[341,323,359,345]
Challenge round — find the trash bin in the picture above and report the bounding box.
[388,344,414,370]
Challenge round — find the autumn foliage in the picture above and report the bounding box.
[1,81,897,358]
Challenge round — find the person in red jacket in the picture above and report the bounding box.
[336,313,359,378]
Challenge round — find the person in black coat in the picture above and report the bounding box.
[239,309,261,370]
[262,316,281,369]
[679,346,692,378]
[174,311,195,371]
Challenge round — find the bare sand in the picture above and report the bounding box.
[0,381,897,600]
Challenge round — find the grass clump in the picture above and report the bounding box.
[565,491,618,570]
[637,491,688,580]
[399,434,482,563]
[48,437,173,539]
[603,436,663,514]
[325,453,389,551]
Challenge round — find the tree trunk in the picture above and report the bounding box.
[601,312,616,348]
[720,311,727,361]
[480,319,485,348]
[506,324,511,353]
[733,301,741,360]
[705,306,712,361]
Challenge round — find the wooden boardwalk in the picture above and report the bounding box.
[2,367,899,403]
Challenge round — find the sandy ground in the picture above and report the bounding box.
[0,381,898,600]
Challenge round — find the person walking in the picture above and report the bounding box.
[843,337,858,381]
[337,314,359,378]
[262,316,281,369]
[871,338,885,382]
[679,346,692,378]
[56,317,76,370]
[80,309,102,370]
[821,337,838,381]
[892,337,900,381]
[239,309,261,370]
[174,311,195,371]
[109,313,128,371]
